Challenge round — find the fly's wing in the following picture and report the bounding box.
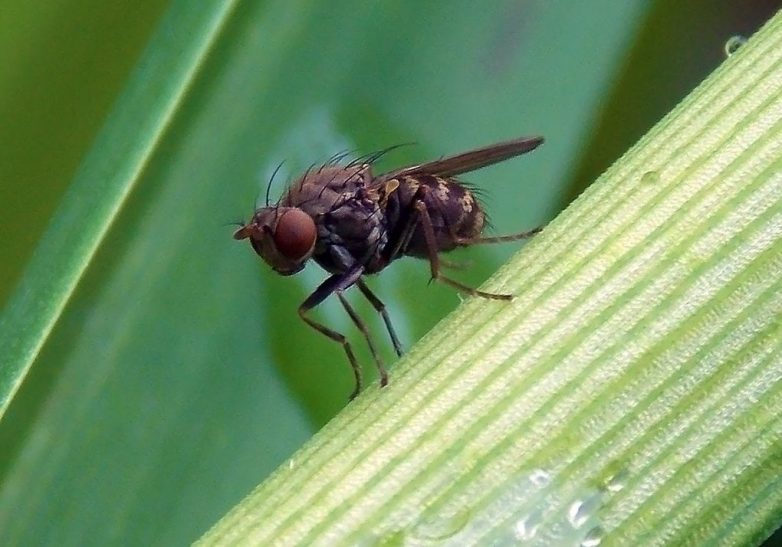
[375,135,544,183]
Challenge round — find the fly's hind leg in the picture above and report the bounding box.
[412,197,513,301]
[454,225,542,245]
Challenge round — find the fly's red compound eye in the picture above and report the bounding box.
[273,208,316,260]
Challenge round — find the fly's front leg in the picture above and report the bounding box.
[299,265,365,399]
[412,192,513,301]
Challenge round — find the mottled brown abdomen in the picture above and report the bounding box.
[395,174,485,258]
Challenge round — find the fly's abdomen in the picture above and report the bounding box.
[397,175,485,258]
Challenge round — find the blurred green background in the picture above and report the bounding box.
[0,0,778,545]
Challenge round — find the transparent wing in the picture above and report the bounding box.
[376,135,544,183]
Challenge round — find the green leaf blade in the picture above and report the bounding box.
[0,0,240,417]
[201,12,782,546]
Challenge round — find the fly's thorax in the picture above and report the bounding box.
[282,164,373,215]
[312,188,389,274]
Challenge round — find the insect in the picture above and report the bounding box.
[235,136,544,399]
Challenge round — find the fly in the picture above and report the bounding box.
[235,136,544,399]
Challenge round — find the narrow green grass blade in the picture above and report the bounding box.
[200,13,782,546]
[0,0,239,416]
[0,1,170,306]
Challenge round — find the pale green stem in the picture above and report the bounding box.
[201,13,782,546]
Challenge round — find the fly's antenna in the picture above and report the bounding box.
[224,218,247,240]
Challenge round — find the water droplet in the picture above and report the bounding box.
[603,467,629,493]
[411,508,471,541]
[514,509,543,540]
[724,35,747,57]
[640,171,660,185]
[437,472,552,544]
[529,468,552,488]
[567,491,603,529]
[580,525,605,547]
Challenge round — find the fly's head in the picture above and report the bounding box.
[234,206,317,276]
